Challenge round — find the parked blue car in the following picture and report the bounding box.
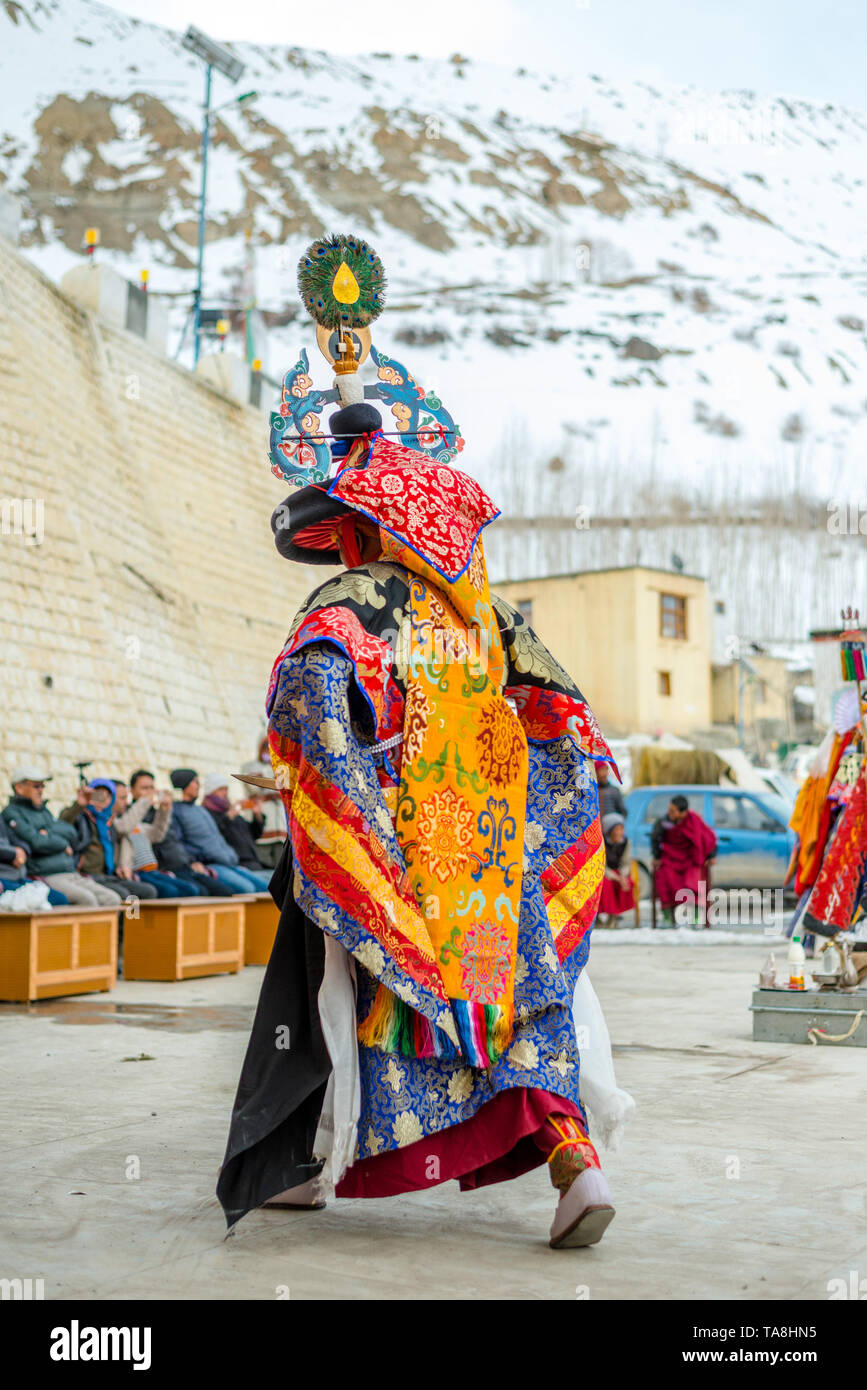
[623,785,796,898]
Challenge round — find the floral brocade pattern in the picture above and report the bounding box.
[353,870,592,1160]
[402,684,433,764]
[367,534,528,1060]
[459,921,513,1002]
[476,698,527,788]
[415,787,475,883]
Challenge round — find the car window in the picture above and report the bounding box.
[712,794,741,828]
[642,792,704,823]
[740,797,784,833]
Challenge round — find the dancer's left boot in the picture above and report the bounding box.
[547,1116,615,1249]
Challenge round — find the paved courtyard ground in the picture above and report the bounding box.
[2,933,864,1301]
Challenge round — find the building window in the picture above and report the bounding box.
[516,599,534,625]
[660,592,687,639]
[658,670,672,696]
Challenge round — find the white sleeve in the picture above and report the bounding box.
[573,970,636,1151]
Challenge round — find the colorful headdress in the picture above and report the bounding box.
[840,608,867,683]
[269,232,463,489]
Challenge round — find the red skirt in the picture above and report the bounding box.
[655,860,703,908]
[599,875,634,916]
[336,1086,588,1199]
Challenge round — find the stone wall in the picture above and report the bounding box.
[0,236,320,805]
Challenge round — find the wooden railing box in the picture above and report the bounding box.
[244,893,279,965]
[122,896,249,981]
[0,906,118,1002]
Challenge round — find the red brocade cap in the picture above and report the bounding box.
[326,434,500,582]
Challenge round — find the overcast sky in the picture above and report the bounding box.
[103,0,864,108]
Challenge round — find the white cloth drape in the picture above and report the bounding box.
[312,936,361,1194]
[573,970,635,1150]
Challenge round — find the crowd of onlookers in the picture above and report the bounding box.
[0,762,286,909]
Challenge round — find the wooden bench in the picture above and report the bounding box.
[244,892,279,965]
[0,905,118,1002]
[122,895,251,981]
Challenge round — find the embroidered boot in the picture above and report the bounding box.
[547,1116,615,1249]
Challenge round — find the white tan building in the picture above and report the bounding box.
[495,566,712,737]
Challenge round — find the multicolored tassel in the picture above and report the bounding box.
[357,984,458,1061]
[357,984,513,1067]
[451,999,513,1068]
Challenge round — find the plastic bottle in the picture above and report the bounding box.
[759,952,777,988]
[787,935,806,991]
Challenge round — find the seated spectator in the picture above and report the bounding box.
[170,769,271,893]
[117,773,197,899]
[0,811,69,904]
[597,813,635,925]
[111,782,138,829]
[59,780,157,901]
[201,774,271,874]
[238,758,286,868]
[651,795,717,926]
[129,770,222,897]
[595,761,627,819]
[1,768,121,907]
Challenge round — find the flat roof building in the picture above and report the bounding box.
[495,565,712,737]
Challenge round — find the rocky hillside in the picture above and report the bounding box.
[1,0,866,636]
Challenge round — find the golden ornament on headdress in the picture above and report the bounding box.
[332,260,361,305]
[333,330,359,377]
[315,322,370,369]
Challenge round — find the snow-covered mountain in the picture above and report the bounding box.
[1,0,865,638]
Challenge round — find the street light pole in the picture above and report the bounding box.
[192,62,212,367]
[181,26,245,367]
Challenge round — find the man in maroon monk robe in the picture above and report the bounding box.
[651,795,717,924]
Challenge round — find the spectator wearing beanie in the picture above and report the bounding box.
[201,774,271,877]
[169,770,271,894]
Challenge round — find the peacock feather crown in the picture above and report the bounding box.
[269,232,463,488]
[297,233,386,331]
